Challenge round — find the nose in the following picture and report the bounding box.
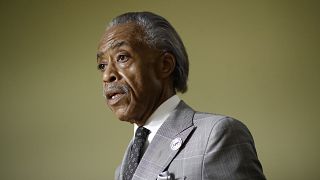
[102,62,119,83]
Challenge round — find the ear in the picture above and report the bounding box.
[159,52,176,79]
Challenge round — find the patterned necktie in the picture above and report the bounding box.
[124,126,150,180]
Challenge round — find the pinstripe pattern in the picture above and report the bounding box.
[116,101,265,180]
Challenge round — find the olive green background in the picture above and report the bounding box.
[1,0,319,179]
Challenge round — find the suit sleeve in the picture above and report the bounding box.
[203,117,266,180]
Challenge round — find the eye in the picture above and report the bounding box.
[97,63,107,71]
[117,54,129,63]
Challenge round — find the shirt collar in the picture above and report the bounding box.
[134,95,181,142]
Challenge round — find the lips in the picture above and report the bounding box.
[105,89,123,104]
[108,93,122,100]
[107,92,125,105]
[104,83,129,105]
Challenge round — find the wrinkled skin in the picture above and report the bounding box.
[97,23,176,126]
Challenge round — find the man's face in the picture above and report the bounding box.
[97,23,165,125]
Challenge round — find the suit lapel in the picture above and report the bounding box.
[133,101,195,179]
[118,139,133,180]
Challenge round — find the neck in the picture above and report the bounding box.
[135,87,175,126]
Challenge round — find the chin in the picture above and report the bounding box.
[112,103,142,124]
[116,111,144,125]
[115,108,133,123]
[117,115,136,124]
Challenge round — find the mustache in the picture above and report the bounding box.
[103,83,130,98]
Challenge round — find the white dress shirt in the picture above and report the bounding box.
[134,95,181,149]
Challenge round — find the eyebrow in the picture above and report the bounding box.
[96,52,104,61]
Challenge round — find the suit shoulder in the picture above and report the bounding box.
[193,112,247,128]
[193,112,253,140]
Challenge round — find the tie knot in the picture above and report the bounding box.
[135,126,150,139]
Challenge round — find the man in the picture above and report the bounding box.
[97,12,266,180]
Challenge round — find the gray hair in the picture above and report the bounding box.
[108,11,189,93]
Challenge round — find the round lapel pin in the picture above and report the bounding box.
[170,137,183,151]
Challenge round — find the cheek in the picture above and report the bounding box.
[122,66,144,91]
[120,63,161,100]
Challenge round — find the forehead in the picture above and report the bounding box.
[98,23,145,53]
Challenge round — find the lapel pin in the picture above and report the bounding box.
[170,137,182,151]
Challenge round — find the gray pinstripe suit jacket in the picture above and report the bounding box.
[115,101,266,180]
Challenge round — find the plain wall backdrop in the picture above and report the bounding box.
[1,0,319,179]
